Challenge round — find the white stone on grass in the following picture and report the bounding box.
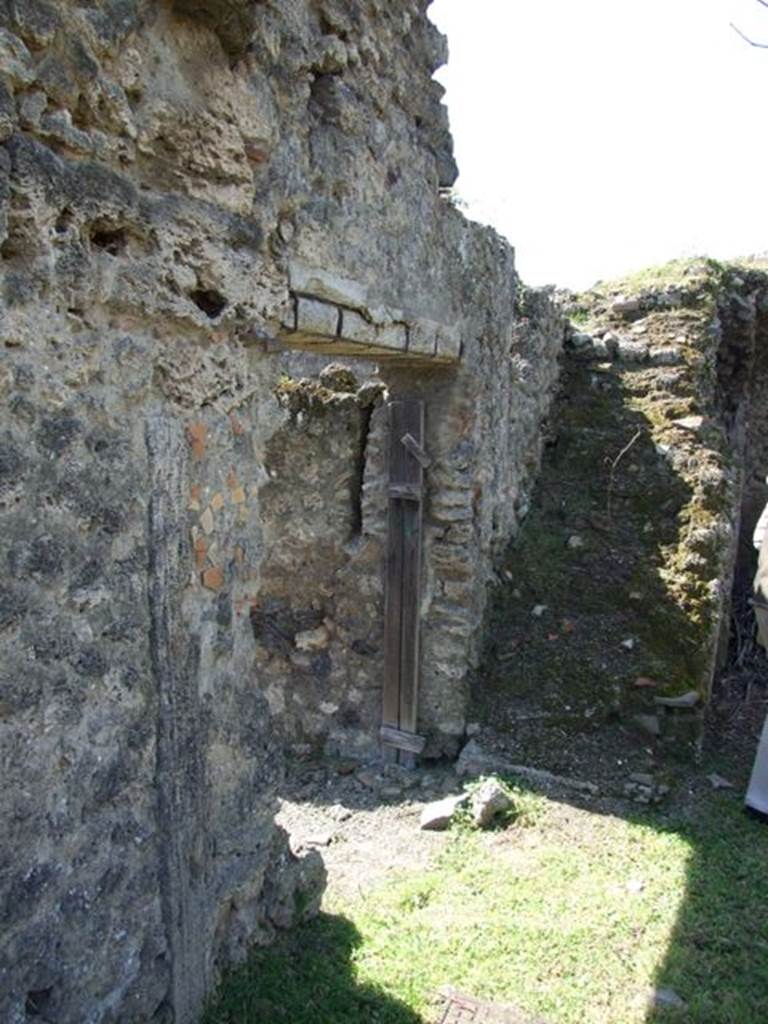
[470,779,513,829]
[654,690,699,708]
[707,772,735,790]
[419,794,466,831]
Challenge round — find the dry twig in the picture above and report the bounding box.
[606,429,642,521]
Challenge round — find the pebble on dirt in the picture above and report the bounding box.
[707,772,735,790]
[632,713,661,738]
[628,772,655,787]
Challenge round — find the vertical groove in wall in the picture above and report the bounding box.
[146,416,210,1024]
[349,403,374,537]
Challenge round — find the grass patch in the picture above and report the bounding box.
[592,257,726,298]
[202,787,768,1024]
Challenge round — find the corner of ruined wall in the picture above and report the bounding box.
[709,268,768,681]
[541,262,768,756]
[0,2,568,1016]
[0,0,498,1017]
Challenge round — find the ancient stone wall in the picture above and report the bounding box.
[0,2,564,1020]
[249,368,389,755]
[723,281,768,581]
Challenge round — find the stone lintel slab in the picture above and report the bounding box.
[436,322,462,360]
[278,331,461,361]
[341,307,406,352]
[281,334,376,356]
[343,308,408,353]
[296,296,340,337]
[289,260,368,310]
[279,332,437,360]
[375,320,407,352]
[278,295,462,364]
[408,317,439,357]
[342,308,379,345]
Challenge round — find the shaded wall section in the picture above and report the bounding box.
[0,322,330,1024]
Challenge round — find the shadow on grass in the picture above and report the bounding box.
[201,912,423,1024]
[202,769,768,1024]
[642,782,768,1022]
[496,770,768,1024]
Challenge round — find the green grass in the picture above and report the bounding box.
[202,784,768,1024]
[568,307,591,326]
[591,257,725,297]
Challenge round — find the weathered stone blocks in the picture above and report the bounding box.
[341,307,379,346]
[408,317,439,357]
[296,296,340,338]
[289,260,368,310]
[375,320,408,352]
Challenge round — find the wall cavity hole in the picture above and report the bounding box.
[190,289,228,319]
[71,96,92,132]
[55,208,74,234]
[0,238,17,260]
[90,225,127,256]
[25,987,54,1018]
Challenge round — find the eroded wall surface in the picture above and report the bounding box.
[0,1,564,1020]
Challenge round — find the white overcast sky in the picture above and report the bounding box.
[429,0,768,289]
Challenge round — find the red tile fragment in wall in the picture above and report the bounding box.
[186,422,206,459]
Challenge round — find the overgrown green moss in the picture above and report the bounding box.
[274,375,340,416]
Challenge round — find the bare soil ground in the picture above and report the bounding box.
[276,653,767,909]
[277,759,460,903]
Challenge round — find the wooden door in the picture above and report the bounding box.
[381,398,429,765]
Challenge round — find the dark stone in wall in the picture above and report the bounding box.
[0,436,23,491]
[173,0,265,58]
[251,602,324,654]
